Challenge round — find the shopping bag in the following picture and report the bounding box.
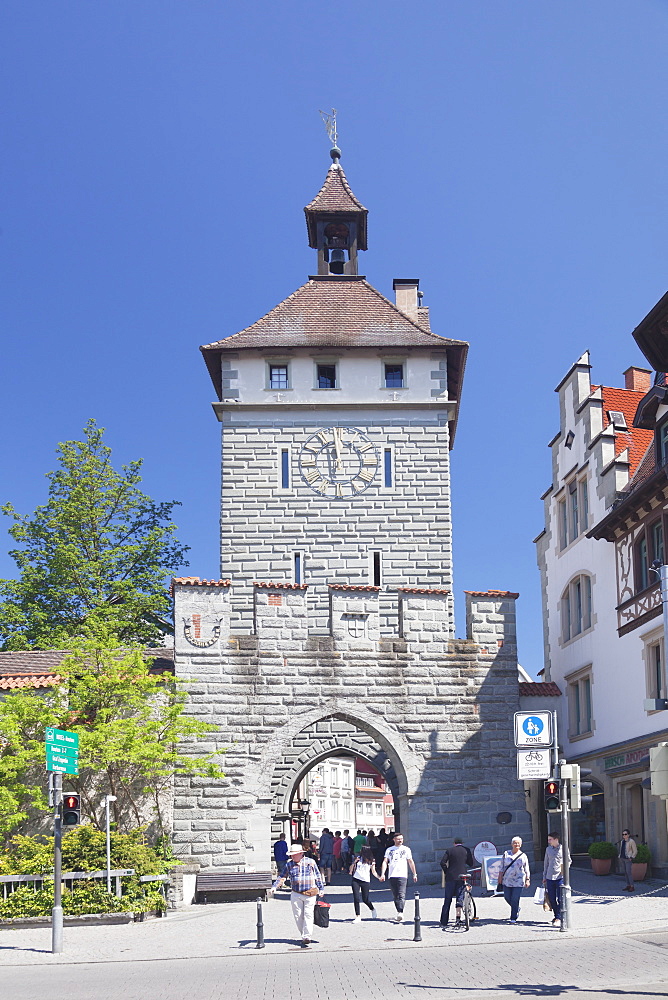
[313,900,331,928]
[533,887,545,905]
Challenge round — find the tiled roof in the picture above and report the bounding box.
[519,681,561,697]
[172,577,231,587]
[304,165,367,214]
[464,590,520,599]
[329,584,380,592]
[398,587,450,595]
[0,647,175,689]
[254,581,308,590]
[599,386,654,478]
[201,278,465,354]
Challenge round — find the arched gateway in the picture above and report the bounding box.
[171,149,531,882]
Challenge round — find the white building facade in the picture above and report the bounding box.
[536,350,668,872]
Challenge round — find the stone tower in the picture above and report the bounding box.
[172,148,531,880]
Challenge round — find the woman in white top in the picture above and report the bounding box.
[497,836,531,923]
[349,847,379,922]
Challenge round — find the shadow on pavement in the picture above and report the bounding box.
[396,985,667,997]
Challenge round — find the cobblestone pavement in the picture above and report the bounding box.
[3,870,668,999]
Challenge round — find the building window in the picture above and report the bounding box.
[569,480,579,543]
[385,803,394,816]
[384,364,404,388]
[331,800,339,820]
[269,363,289,389]
[581,477,589,531]
[558,499,568,551]
[652,520,665,566]
[356,802,363,815]
[317,364,337,389]
[342,768,351,788]
[384,449,393,488]
[371,551,382,587]
[293,551,302,586]
[375,803,382,816]
[281,449,290,489]
[635,535,649,592]
[644,631,666,709]
[365,802,373,815]
[658,420,668,466]
[561,574,593,642]
[567,669,594,739]
[330,767,339,787]
[343,801,351,820]
[357,776,375,788]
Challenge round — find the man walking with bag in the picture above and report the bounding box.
[271,843,325,947]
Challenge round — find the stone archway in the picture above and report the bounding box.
[270,715,401,839]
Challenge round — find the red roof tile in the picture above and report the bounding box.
[305,165,367,215]
[398,587,451,595]
[329,584,380,592]
[254,581,308,590]
[465,590,520,599]
[172,577,231,587]
[598,386,654,478]
[519,681,561,697]
[0,647,174,688]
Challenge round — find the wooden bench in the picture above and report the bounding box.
[195,870,273,903]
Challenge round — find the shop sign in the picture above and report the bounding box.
[603,748,650,771]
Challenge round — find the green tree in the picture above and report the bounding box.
[0,635,223,842]
[0,419,189,649]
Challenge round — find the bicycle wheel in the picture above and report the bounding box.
[464,892,473,931]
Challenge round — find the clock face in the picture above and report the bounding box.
[298,427,379,498]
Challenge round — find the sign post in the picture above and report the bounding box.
[45,728,79,954]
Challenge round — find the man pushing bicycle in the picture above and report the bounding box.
[439,838,475,929]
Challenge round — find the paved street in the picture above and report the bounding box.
[3,870,668,999]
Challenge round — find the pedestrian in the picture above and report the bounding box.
[319,828,335,884]
[353,829,367,855]
[439,838,474,929]
[497,836,530,923]
[542,831,569,924]
[273,834,289,872]
[341,829,354,870]
[350,846,379,922]
[374,830,387,872]
[271,843,325,948]
[379,832,418,922]
[619,829,638,892]
[333,831,343,872]
[303,840,319,863]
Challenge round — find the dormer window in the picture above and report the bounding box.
[608,410,627,430]
[658,420,668,467]
[269,364,289,389]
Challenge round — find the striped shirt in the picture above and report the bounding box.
[275,857,324,893]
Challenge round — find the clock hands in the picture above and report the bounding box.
[332,426,343,471]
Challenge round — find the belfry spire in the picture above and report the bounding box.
[305,111,368,275]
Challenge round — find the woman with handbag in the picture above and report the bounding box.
[349,847,379,923]
[271,844,325,947]
[497,836,530,923]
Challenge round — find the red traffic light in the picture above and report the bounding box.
[63,794,81,826]
[544,779,560,812]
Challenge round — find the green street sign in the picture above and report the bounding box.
[46,743,78,762]
[45,727,79,751]
[45,745,79,775]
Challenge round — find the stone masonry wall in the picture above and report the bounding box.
[218,411,454,636]
[172,580,531,883]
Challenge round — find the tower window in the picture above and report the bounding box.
[372,551,382,587]
[269,364,289,390]
[294,551,302,585]
[281,449,290,489]
[317,364,337,389]
[384,364,404,388]
[384,449,393,487]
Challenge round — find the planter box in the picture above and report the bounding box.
[590,858,612,875]
[632,862,648,881]
[0,910,163,930]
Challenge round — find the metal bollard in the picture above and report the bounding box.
[256,897,265,949]
[413,891,422,942]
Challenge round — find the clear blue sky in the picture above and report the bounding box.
[2,1,668,675]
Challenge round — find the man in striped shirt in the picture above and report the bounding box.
[271,843,325,947]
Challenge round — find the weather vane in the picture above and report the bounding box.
[319,108,338,149]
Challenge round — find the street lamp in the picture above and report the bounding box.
[103,795,117,893]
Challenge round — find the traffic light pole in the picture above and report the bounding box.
[52,772,63,954]
[559,759,571,933]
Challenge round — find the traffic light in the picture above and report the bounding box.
[544,779,560,813]
[569,765,594,811]
[62,794,81,826]
[650,743,668,798]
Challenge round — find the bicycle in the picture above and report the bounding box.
[458,868,480,930]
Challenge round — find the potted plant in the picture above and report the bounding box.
[588,841,617,875]
[632,843,650,881]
